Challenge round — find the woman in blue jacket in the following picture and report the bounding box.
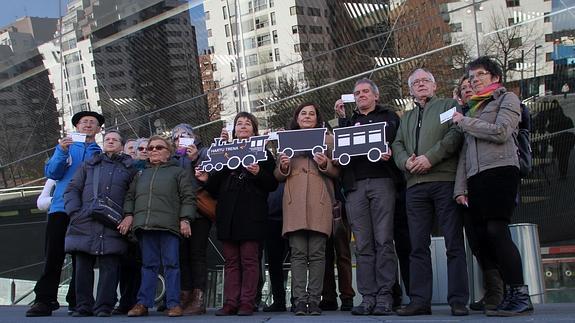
[64,130,138,317]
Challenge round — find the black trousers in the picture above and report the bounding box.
[393,184,411,298]
[75,253,120,314]
[264,219,289,305]
[180,216,212,290]
[117,241,141,310]
[406,182,468,306]
[33,212,76,308]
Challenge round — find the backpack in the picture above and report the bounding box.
[515,103,532,178]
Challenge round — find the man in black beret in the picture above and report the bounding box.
[26,111,104,317]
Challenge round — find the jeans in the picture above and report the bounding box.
[137,230,180,309]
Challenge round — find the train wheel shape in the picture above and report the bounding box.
[339,153,351,166]
[282,148,294,158]
[312,145,324,156]
[367,148,382,162]
[242,155,256,167]
[204,164,213,172]
[215,163,224,171]
[227,156,241,169]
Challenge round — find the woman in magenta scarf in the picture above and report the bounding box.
[452,56,533,317]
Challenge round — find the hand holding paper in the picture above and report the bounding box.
[439,107,457,124]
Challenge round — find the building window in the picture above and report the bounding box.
[270,12,276,25]
[292,25,306,34]
[509,37,522,48]
[506,0,519,7]
[227,42,233,55]
[230,62,236,72]
[545,52,552,62]
[274,48,280,61]
[449,23,462,32]
[207,29,212,37]
[309,25,322,34]
[308,7,321,17]
[508,17,516,26]
[257,34,271,47]
[545,33,553,42]
[223,6,227,19]
[225,24,230,37]
[254,0,267,12]
[290,6,304,15]
[476,23,483,32]
[272,30,278,44]
[205,11,210,20]
[544,12,550,22]
[269,0,274,7]
[246,54,258,66]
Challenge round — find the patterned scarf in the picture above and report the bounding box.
[466,83,502,118]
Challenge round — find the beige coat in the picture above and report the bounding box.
[274,135,339,237]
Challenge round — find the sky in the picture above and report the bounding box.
[0,0,209,52]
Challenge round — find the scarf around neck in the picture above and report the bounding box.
[466,83,502,118]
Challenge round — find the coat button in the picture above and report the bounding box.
[106,186,110,190]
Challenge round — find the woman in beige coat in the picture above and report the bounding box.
[275,102,339,316]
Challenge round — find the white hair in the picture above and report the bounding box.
[407,68,436,87]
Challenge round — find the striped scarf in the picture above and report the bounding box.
[466,83,502,118]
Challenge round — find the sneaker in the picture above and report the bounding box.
[319,299,338,311]
[308,303,322,316]
[127,304,149,317]
[294,302,308,316]
[112,306,129,315]
[25,302,53,317]
[351,301,374,315]
[263,302,287,312]
[96,311,111,317]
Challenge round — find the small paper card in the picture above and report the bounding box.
[267,131,279,141]
[225,123,234,138]
[179,137,194,147]
[71,132,86,143]
[440,107,457,124]
[341,94,355,103]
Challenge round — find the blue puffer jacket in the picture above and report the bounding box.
[45,142,102,214]
[64,153,137,255]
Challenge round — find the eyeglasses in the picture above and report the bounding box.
[468,71,491,81]
[137,147,147,151]
[410,78,433,87]
[78,120,100,125]
[146,145,168,151]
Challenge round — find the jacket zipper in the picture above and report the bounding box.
[414,106,423,155]
[145,166,159,228]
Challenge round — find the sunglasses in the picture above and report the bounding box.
[137,147,147,151]
[146,145,168,151]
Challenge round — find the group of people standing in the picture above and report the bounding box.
[26,56,534,318]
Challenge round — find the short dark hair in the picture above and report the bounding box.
[232,112,259,139]
[457,74,470,98]
[104,130,125,145]
[289,102,325,130]
[467,56,503,81]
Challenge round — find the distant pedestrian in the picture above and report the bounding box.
[561,82,569,99]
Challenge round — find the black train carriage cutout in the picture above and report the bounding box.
[200,135,270,171]
[333,122,388,166]
[277,128,328,158]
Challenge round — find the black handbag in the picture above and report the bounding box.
[90,165,123,229]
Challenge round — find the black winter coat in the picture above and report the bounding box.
[64,153,137,255]
[204,150,278,241]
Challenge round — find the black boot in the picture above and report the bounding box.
[470,269,504,311]
[486,285,533,317]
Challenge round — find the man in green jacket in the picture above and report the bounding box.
[392,68,469,317]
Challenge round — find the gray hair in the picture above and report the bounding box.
[171,123,195,140]
[407,68,436,87]
[135,137,149,148]
[354,78,379,96]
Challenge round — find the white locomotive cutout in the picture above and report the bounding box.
[332,122,388,165]
[199,135,269,171]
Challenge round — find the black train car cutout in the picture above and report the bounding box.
[277,128,327,158]
[200,135,269,171]
[333,122,388,165]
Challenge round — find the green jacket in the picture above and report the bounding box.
[124,160,197,236]
[392,97,463,188]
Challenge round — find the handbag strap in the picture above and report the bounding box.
[93,164,100,200]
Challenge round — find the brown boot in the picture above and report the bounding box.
[166,305,183,317]
[127,304,148,317]
[180,290,192,309]
[183,289,206,315]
